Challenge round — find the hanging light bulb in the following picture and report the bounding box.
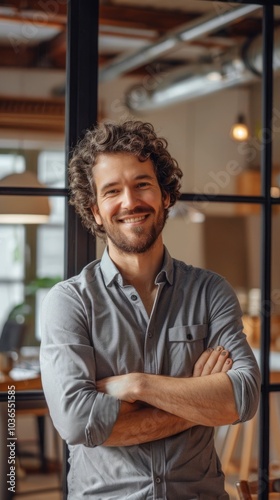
[230,114,249,141]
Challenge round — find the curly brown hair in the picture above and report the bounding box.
[69,120,182,237]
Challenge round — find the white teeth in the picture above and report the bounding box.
[122,216,146,223]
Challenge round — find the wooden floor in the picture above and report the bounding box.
[14,472,62,500]
[13,458,62,499]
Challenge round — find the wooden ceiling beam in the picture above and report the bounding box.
[0,2,198,33]
[0,0,67,19]
[0,2,268,72]
[0,44,38,68]
[0,95,65,133]
[99,5,198,34]
[0,13,64,28]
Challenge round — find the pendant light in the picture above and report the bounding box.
[0,171,50,224]
[230,114,249,142]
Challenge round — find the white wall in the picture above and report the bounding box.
[0,68,65,98]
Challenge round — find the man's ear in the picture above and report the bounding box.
[162,191,170,209]
[91,205,102,226]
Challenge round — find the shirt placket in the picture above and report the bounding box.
[146,282,167,500]
[119,280,167,499]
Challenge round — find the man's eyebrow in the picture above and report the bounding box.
[99,175,155,193]
[99,181,119,194]
[134,174,155,181]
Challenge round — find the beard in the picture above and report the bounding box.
[100,204,168,254]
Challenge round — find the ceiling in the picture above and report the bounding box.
[0,1,266,72]
[0,1,279,113]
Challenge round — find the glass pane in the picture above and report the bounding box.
[37,225,64,279]
[164,201,262,349]
[0,2,66,494]
[98,2,263,198]
[38,150,66,188]
[0,282,24,333]
[269,392,280,475]
[0,225,25,280]
[272,205,280,351]
[272,2,280,361]
[0,154,25,177]
[0,194,65,348]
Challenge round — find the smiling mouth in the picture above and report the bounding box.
[121,215,147,223]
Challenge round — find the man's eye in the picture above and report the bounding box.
[137,182,150,188]
[105,189,119,196]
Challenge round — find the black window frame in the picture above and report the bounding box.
[0,2,279,500]
[65,3,280,499]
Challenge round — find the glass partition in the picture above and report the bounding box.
[0,1,279,499]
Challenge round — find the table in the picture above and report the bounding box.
[0,371,46,500]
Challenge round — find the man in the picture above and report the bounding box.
[40,120,260,499]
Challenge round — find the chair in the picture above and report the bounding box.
[0,319,62,492]
[0,319,26,352]
[236,478,280,499]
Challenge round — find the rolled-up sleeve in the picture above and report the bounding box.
[207,276,261,423]
[40,284,120,446]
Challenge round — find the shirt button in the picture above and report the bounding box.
[148,333,152,338]
[131,294,138,301]
[155,477,161,483]
[186,333,193,340]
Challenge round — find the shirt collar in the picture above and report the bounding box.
[100,246,174,287]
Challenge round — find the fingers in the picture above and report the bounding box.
[193,346,233,377]
[210,348,232,375]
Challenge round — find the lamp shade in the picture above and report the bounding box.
[0,171,50,224]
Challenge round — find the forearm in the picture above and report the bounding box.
[103,402,195,447]
[97,347,239,430]
[136,372,238,426]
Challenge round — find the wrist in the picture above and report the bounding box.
[132,372,150,403]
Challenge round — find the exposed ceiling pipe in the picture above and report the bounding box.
[244,27,280,76]
[125,29,280,112]
[99,4,261,83]
[124,59,254,111]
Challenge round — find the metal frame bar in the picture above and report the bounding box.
[0,2,279,500]
[258,4,274,499]
[64,0,99,279]
[62,1,99,498]
[0,187,67,196]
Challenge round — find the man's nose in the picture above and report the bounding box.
[121,188,139,209]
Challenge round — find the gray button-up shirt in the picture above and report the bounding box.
[40,248,260,500]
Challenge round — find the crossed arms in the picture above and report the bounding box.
[97,346,239,447]
[40,284,261,448]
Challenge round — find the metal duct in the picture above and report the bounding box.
[243,27,280,76]
[99,4,261,83]
[125,58,253,111]
[125,28,280,112]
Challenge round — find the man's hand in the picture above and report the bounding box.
[193,345,232,376]
[96,345,232,402]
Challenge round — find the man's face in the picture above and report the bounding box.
[91,152,170,254]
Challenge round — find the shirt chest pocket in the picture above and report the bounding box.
[164,324,208,377]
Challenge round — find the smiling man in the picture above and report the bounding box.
[40,120,260,500]
[91,153,169,257]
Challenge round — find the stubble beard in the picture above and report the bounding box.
[101,206,168,255]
